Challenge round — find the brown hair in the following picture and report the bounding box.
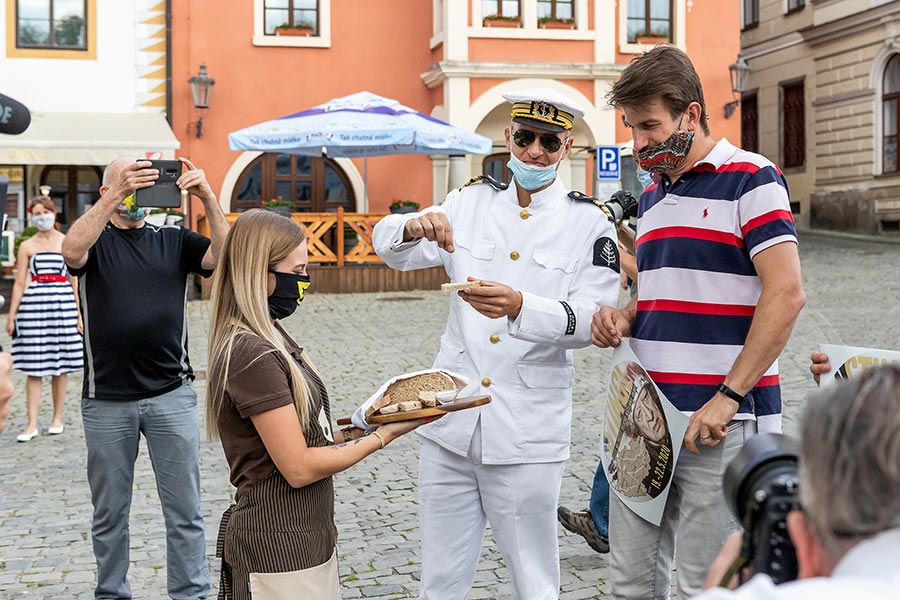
[28,196,57,215]
[607,45,710,135]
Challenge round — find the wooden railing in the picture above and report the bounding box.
[198,207,387,266]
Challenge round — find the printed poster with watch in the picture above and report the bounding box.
[818,344,900,388]
[601,340,689,526]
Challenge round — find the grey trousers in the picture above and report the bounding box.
[609,420,756,600]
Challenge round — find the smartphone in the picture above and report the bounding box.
[135,160,184,208]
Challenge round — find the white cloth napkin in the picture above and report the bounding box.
[351,369,469,430]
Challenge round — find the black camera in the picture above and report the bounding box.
[599,190,638,226]
[722,433,800,585]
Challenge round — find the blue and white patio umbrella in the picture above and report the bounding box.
[228,91,493,209]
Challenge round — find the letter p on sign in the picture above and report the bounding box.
[596,146,620,180]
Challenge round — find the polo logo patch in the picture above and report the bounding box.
[702,207,709,219]
[593,237,620,273]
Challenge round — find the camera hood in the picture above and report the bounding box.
[723,433,799,522]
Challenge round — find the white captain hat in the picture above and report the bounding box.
[501,87,586,133]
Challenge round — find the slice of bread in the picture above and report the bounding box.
[441,280,482,293]
[397,400,423,412]
[418,391,437,407]
[365,393,394,420]
[379,403,400,414]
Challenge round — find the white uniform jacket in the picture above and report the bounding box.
[373,177,620,464]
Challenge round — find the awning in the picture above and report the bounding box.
[0,112,180,165]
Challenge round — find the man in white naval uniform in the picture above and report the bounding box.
[373,88,621,600]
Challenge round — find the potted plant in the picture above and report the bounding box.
[538,16,575,29]
[635,29,669,44]
[274,23,314,37]
[261,196,294,218]
[483,14,522,28]
[343,227,359,255]
[389,199,420,214]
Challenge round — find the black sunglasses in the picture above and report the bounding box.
[513,129,567,153]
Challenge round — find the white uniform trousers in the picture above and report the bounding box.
[418,423,566,600]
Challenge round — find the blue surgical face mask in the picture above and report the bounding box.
[636,167,654,190]
[507,151,564,191]
[117,193,151,221]
[32,213,56,231]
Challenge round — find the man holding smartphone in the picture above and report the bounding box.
[62,157,229,600]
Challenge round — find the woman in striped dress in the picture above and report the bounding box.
[6,197,83,442]
[207,210,431,599]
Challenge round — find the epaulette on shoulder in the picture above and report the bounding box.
[568,190,605,209]
[459,175,509,192]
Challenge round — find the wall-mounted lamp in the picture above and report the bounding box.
[188,63,216,138]
[724,56,751,119]
[38,184,52,197]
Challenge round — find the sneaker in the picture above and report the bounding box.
[557,506,609,554]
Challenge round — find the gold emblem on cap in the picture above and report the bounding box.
[536,101,552,119]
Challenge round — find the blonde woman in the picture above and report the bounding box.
[6,197,83,441]
[207,209,430,600]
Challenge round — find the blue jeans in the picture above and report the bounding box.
[82,382,210,599]
[589,459,610,539]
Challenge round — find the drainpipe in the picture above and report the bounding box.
[165,0,172,127]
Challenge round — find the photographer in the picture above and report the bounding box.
[697,364,900,598]
[62,156,229,599]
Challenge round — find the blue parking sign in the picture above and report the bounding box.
[596,146,620,180]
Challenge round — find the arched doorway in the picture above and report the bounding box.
[39,165,103,229]
[230,153,356,213]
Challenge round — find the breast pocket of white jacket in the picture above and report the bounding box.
[453,230,497,281]
[529,249,578,298]
[435,334,467,373]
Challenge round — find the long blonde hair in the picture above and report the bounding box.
[206,209,313,439]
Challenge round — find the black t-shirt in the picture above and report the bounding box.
[69,223,213,400]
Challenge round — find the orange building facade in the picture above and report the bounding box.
[170,0,741,221]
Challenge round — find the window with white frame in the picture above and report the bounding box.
[883,55,900,174]
[627,0,672,43]
[482,0,520,18]
[537,0,574,23]
[264,0,318,36]
[743,0,759,29]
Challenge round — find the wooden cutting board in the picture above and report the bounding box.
[336,395,491,426]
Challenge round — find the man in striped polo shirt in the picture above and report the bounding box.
[593,46,806,599]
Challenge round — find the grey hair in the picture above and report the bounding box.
[799,364,900,554]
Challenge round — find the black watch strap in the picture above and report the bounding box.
[716,382,746,404]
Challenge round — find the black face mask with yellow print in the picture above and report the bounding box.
[267,271,311,320]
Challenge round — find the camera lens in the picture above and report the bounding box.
[723,433,798,523]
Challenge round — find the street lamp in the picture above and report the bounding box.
[188,63,216,138]
[724,55,751,119]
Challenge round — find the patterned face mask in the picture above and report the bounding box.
[117,193,152,221]
[635,115,695,174]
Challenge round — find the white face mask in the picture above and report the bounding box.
[33,213,56,231]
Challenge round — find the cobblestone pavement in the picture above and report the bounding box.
[0,232,898,599]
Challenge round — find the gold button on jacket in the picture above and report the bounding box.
[509,251,520,261]
[519,209,530,220]
[481,377,492,387]
[489,334,500,344]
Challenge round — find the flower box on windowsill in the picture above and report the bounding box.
[539,19,575,30]
[635,35,669,45]
[275,26,314,37]
[483,16,522,28]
